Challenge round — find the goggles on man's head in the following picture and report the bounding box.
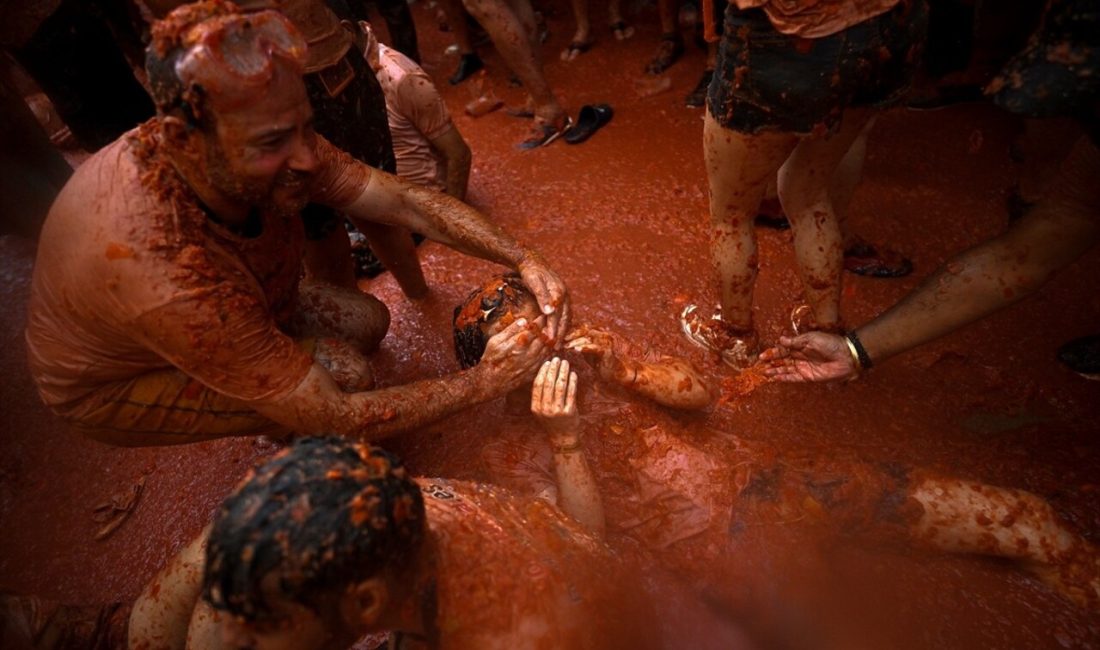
[175,10,308,100]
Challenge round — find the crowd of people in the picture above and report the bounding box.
[1,0,1099,647]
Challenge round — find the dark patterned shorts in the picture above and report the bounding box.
[988,0,1100,146]
[707,0,928,135]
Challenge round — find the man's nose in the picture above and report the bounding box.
[288,132,319,174]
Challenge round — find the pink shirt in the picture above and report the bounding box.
[375,45,453,192]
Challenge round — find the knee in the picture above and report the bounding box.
[296,283,391,352]
[776,166,829,219]
[355,292,391,351]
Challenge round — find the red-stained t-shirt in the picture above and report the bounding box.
[25,120,370,413]
[733,0,900,38]
[419,479,658,650]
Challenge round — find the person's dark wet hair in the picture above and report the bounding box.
[452,274,535,369]
[203,437,425,622]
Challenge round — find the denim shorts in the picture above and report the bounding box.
[707,0,928,135]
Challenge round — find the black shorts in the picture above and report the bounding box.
[302,51,397,241]
[988,0,1100,146]
[707,0,928,135]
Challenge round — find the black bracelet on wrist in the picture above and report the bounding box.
[845,331,873,370]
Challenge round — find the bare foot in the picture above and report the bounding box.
[1025,542,1100,610]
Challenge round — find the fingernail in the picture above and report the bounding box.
[517,318,527,327]
[543,305,554,314]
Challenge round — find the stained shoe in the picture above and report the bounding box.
[843,241,913,278]
[449,53,484,85]
[517,115,573,150]
[1057,335,1100,380]
[646,33,684,75]
[564,104,612,144]
[680,304,759,368]
[685,68,714,107]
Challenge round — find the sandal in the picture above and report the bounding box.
[560,40,592,62]
[646,33,684,75]
[610,20,635,40]
[517,115,573,150]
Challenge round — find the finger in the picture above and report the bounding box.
[557,298,572,346]
[531,359,552,411]
[542,356,561,405]
[523,273,553,318]
[564,336,590,349]
[758,346,788,362]
[490,317,529,353]
[564,370,578,413]
[554,358,570,405]
[544,310,561,346]
[564,324,587,342]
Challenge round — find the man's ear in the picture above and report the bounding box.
[343,577,389,631]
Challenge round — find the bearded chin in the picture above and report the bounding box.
[266,169,313,216]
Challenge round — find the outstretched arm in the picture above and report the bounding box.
[532,357,606,536]
[762,135,1100,383]
[908,477,1099,609]
[566,327,715,410]
[253,317,548,440]
[335,160,570,342]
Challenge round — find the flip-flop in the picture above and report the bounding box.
[517,116,574,150]
[564,104,613,144]
[560,40,592,62]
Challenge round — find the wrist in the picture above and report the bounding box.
[844,330,873,373]
[613,358,639,385]
[516,248,544,270]
[550,435,583,454]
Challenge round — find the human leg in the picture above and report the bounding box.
[291,282,391,354]
[439,0,485,84]
[374,0,423,62]
[777,109,874,331]
[562,0,593,61]
[646,0,683,74]
[910,478,1099,608]
[703,110,796,344]
[462,0,563,125]
[353,222,429,298]
[608,0,633,39]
